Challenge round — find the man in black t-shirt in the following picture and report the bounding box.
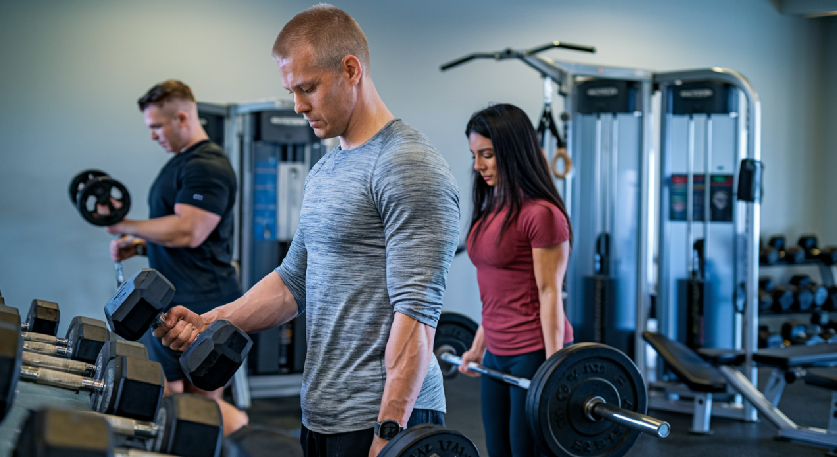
[106,80,247,436]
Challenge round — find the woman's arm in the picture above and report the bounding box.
[532,240,571,358]
[458,324,486,376]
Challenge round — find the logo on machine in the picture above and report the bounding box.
[586,87,619,97]
[269,116,308,126]
[679,89,714,99]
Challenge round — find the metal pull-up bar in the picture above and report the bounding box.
[439,41,596,71]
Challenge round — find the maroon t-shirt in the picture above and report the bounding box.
[467,199,572,356]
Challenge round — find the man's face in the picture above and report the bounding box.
[278,47,354,140]
[143,105,185,153]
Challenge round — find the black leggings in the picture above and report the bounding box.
[480,348,546,457]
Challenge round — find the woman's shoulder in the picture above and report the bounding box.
[521,198,564,218]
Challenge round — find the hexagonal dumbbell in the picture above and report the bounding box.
[17,394,223,457]
[105,269,252,391]
[23,316,109,364]
[2,322,164,421]
[0,299,60,336]
[0,304,109,364]
[21,335,148,381]
[14,408,188,457]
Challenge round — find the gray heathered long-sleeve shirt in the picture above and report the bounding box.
[275,119,460,434]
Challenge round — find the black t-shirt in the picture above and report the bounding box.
[147,140,241,306]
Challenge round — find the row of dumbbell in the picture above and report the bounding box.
[1,291,291,457]
[760,234,837,266]
[0,306,225,457]
[1,268,252,393]
[15,407,309,457]
[758,310,837,348]
[758,275,837,313]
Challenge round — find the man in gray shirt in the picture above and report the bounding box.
[153,5,459,457]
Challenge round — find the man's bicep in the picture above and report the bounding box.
[374,149,460,327]
[274,226,308,314]
[173,203,221,245]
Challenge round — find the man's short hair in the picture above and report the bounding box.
[137,80,196,112]
[271,4,371,74]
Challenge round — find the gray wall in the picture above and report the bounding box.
[0,0,832,333]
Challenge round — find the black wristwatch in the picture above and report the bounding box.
[135,243,146,256]
[374,420,404,440]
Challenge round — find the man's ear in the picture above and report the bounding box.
[342,55,363,86]
[175,110,189,126]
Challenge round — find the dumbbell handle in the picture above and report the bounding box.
[102,413,159,439]
[439,353,670,438]
[22,351,95,377]
[20,365,104,391]
[23,340,72,358]
[116,262,125,287]
[22,331,70,346]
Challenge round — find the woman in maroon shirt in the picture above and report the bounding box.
[458,103,573,457]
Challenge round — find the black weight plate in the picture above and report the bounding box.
[68,169,108,206]
[379,423,479,457]
[526,343,647,457]
[76,177,131,226]
[434,313,477,379]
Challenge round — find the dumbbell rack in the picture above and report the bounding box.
[758,255,837,335]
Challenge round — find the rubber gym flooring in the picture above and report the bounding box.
[244,366,835,457]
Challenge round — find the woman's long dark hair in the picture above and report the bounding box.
[466,103,573,246]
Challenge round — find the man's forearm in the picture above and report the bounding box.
[206,271,300,334]
[379,312,435,426]
[113,216,194,248]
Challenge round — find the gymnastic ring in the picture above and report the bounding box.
[550,147,572,179]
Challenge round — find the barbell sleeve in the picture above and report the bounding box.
[586,396,670,438]
[440,353,531,389]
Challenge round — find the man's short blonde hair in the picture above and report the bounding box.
[271,4,371,75]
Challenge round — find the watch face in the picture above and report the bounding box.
[378,420,402,439]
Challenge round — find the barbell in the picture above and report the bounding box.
[439,342,670,457]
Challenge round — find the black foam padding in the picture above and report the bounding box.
[155,394,222,457]
[65,316,109,364]
[753,343,837,369]
[223,425,303,457]
[104,269,175,341]
[0,322,22,423]
[26,300,59,336]
[181,320,252,391]
[642,331,727,393]
[14,408,112,457]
